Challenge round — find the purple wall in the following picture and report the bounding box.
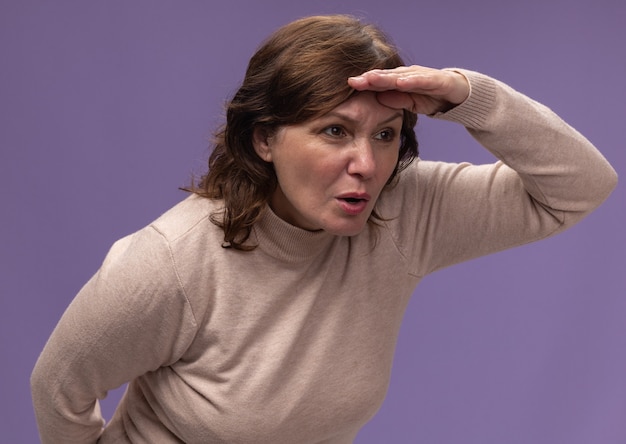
[2,1,624,442]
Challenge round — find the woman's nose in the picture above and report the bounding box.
[346,140,376,179]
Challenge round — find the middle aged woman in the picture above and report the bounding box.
[32,14,617,444]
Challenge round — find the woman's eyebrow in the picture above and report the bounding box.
[322,111,403,125]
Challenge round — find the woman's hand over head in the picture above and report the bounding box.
[348,65,470,115]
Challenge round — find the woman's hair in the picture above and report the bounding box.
[187,14,418,250]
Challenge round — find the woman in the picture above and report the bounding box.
[31,14,617,443]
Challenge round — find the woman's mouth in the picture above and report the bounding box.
[336,194,371,215]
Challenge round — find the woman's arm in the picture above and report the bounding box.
[31,226,198,443]
[360,66,617,274]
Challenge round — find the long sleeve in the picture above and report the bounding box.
[442,69,617,212]
[382,70,617,276]
[31,226,199,443]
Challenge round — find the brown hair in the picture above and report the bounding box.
[187,15,418,249]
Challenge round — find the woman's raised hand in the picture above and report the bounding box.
[348,66,470,115]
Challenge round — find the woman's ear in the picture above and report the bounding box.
[252,126,273,162]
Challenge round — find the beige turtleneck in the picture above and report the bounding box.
[31,70,617,443]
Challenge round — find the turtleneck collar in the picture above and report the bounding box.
[251,205,336,263]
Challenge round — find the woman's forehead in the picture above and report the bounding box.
[320,91,403,123]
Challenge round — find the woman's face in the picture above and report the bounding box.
[253,92,403,236]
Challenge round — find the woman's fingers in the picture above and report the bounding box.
[348,66,470,110]
[349,66,441,92]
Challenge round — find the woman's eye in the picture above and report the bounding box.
[375,129,396,142]
[323,126,346,137]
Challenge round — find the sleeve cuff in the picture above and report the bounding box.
[431,69,497,130]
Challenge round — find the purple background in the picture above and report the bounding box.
[2,1,625,442]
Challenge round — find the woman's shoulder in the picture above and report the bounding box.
[379,159,449,206]
[149,194,223,243]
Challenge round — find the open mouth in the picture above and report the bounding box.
[341,197,364,204]
[336,195,370,215]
